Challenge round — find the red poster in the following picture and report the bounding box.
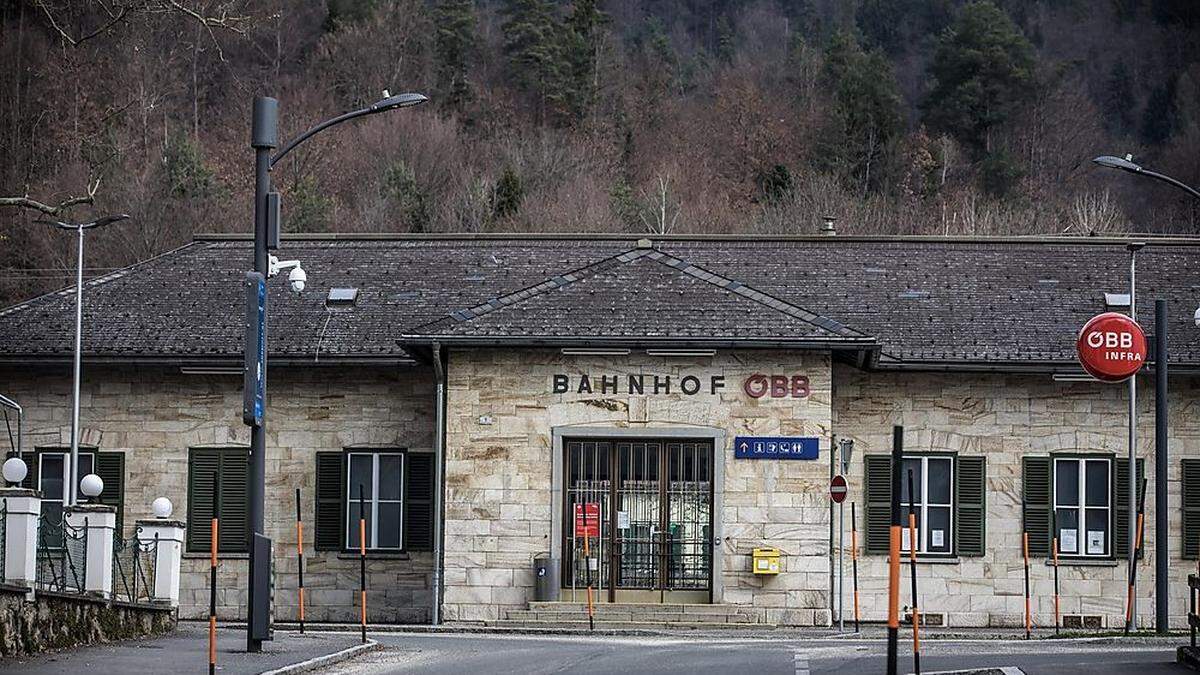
[574,502,600,538]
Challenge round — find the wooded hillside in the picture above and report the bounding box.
[1,0,1198,304]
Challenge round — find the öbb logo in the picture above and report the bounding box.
[1085,331,1134,350]
[1076,312,1147,382]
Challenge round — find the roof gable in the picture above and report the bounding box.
[407,246,871,344]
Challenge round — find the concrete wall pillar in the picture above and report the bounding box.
[135,519,185,606]
[65,504,116,598]
[1,488,41,587]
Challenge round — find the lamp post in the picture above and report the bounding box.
[37,214,129,507]
[244,90,427,653]
[1095,154,1200,634]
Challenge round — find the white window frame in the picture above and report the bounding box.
[1053,456,1111,558]
[37,451,95,513]
[901,455,954,556]
[344,451,405,551]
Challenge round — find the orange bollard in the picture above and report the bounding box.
[1023,531,1031,640]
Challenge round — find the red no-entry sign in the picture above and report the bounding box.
[1076,312,1147,382]
[830,474,848,503]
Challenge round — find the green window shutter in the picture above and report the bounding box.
[1183,459,1200,560]
[1022,456,1052,556]
[219,450,250,554]
[314,452,345,551]
[187,449,220,553]
[864,454,892,555]
[955,455,986,557]
[19,452,35,490]
[95,452,125,534]
[1114,458,1146,559]
[187,448,249,554]
[404,452,435,552]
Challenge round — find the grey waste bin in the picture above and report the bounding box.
[534,556,560,602]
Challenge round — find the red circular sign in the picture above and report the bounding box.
[830,474,848,503]
[1076,312,1147,382]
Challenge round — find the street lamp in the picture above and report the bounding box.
[244,89,427,653]
[1092,154,1200,200]
[37,214,130,507]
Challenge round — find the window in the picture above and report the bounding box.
[1054,457,1110,557]
[314,450,434,553]
[899,456,954,555]
[345,451,404,551]
[864,453,985,557]
[186,447,250,553]
[38,451,95,525]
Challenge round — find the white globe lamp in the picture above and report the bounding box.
[79,473,104,501]
[152,496,173,519]
[3,456,27,486]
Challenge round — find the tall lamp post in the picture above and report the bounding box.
[37,214,129,506]
[1094,154,1200,634]
[244,90,427,652]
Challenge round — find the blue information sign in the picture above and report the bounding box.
[734,436,819,460]
[242,272,267,427]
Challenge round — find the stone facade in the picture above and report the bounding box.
[3,350,1196,629]
[442,348,835,624]
[833,364,1200,629]
[0,365,435,623]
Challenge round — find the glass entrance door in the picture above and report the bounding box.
[563,438,713,604]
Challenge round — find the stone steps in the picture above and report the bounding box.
[488,619,778,631]
[508,602,773,627]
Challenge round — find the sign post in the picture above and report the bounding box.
[831,473,848,632]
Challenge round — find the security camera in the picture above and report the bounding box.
[289,265,306,294]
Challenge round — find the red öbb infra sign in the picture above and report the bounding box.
[1076,312,1147,382]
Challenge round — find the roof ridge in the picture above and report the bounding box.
[409,246,655,332]
[0,239,208,318]
[640,250,869,339]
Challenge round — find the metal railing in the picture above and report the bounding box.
[0,498,7,581]
[112,527,157,603]
[35,513,87,594]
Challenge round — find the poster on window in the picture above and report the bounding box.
[1060,529,1077,554]
[931,530,944,548]
[901,527,914,551]
[1087,530,1105,555]
[574,503,600,538]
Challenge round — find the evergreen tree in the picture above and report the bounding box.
[433,0,478,112]
[492,167,525,220]
[1141,78,1178,145]
[502,0,565,122]
[559,0,608,121]
[920,1,1036,154]
[1101,61,1137,137]
[715,15,735,65]
[821,32,904,194]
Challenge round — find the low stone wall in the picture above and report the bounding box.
[0,584,176,658]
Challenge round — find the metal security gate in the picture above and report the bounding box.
[564,438,713,603]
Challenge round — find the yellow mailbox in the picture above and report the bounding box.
[752,547,781,575]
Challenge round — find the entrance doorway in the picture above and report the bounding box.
[562,438,714,603]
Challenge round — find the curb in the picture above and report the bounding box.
[209,621,1184,643]
[260,640,380,675]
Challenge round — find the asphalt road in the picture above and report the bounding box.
[314,633,1191,675]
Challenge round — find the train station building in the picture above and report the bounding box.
[0,233,1197,629]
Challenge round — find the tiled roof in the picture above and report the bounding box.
[1,234,1197,368]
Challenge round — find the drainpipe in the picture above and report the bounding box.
[431,343,446,625]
